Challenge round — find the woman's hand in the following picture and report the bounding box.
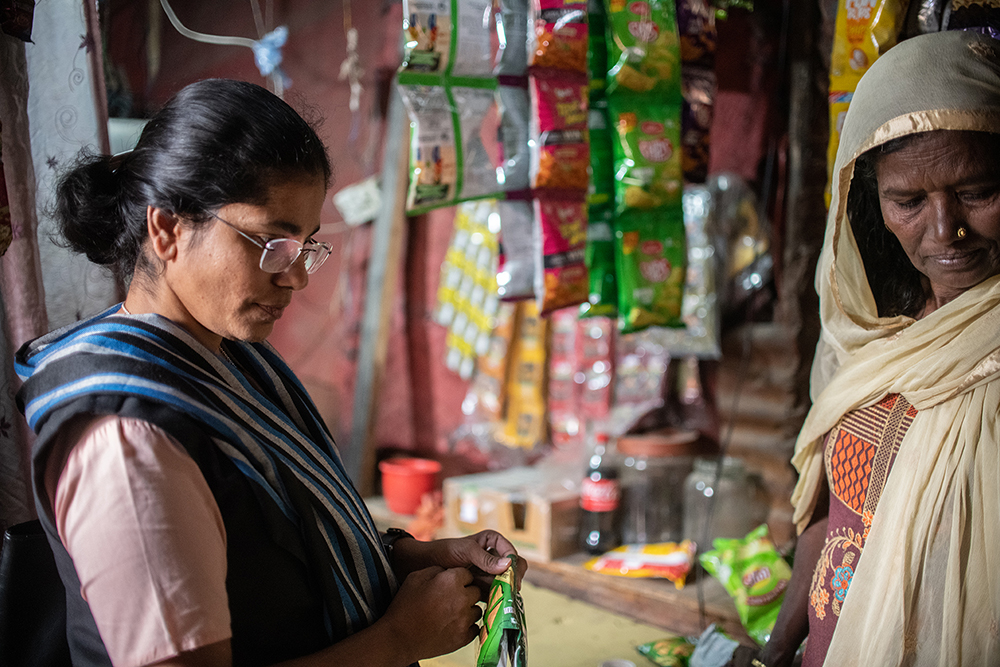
[391,530,527,599]
[378,565,483,663]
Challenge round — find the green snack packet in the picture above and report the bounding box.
[582,204,618,318]
[609,100,684,217]
[614,209,686,333]
[477,555,527,667]
[699,524,793,646]
[604,0,682,99]
[635,636,695,667]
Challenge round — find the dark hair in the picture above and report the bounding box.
[55,79,332,283]
[847,130,1000,318]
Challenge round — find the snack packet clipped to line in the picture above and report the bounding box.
[534,198,590,314]
[497,199,537,300]
[615,210,686,333]
[609,100,683,216]
[529,75,590,191]
[402,0,495,77]
[699,524,792,646]
[496,0,530,76]
[476,555,527,667]
[635,636,696,667]
[604,0,682,98]
[584,541,696,588]
[399,81,499,214]
[497,303,548,449]
[529,0,589,74]
[825,0,907,205]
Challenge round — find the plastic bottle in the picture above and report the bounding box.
[579,431,621,554]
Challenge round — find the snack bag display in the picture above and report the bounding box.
[477,554,527,667]
[604,0,682,99]
[825,0,907,205]
[614,210,686,333]
[699,524,793,646]
[609,100,684,216]
[495,0,530,76]
[402,0,495,77]
[399,82,499,214]
[498,85,532,192]
[437,201,502,379]
[585,541,696,588]
[497,302,549,449]
[635,636,696,667]
[534,198,590,314]
[529,0,589,74]
[529,75,590,191]
[655,185,720,358]
[497,199,537,300]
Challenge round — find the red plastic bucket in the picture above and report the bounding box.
[378,457,442,515]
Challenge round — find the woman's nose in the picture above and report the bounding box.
[929,195,966,242]
[274,255,310,290]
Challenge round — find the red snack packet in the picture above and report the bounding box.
[534,198,590,314]
[529,0,589,73]
[530,75,590,191]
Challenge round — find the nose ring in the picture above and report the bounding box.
[957,227,967,239]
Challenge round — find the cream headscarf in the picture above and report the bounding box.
[790,31,1000,666]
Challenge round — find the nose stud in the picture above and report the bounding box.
[957,227,967,239]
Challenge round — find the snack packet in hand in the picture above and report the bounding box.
[477,554,527,667]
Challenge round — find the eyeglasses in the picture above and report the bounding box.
[211,213,332,274]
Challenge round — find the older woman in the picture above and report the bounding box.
[745,31,1000,667]
[16,79,522,667]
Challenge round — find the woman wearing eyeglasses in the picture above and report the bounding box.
[16,79,523,667]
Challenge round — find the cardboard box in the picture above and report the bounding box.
[443,467,581,562]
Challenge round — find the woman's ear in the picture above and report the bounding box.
[147,206,181,261]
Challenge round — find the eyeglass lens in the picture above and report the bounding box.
[259,238,331,274]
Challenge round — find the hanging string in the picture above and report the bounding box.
[158,0,288,97]
[339,0,363,142]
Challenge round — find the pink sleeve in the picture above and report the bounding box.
[53,416,232,667]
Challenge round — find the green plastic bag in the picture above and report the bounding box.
[477,555,527,667]
[699,524,792,646]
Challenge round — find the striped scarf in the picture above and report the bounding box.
[16,306,397,640]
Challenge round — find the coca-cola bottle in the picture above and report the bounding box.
[579,432,621,554]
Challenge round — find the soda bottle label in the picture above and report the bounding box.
[580,477,620,512]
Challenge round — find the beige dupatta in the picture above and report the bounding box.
[790,31,1000,665]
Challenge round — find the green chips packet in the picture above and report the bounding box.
[604,0,682,99]
[614,210,686,333]
[635,636,695,667]
[699,524,793,646]
[477,555,527,667]
[609,101,684,217]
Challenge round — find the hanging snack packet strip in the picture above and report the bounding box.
[529,0,589,74]
[582,103,618,318]
[399,81,499,214]
[604,0,682,98]
[609,101,683,215]
[497,302,548,450]
[615,210,686,333]
[699,524,793,647]
[534,198,590,315]
[477,554,527,667]
[529,75,590,191]
[402,0,495,77]
[825,0,907,205]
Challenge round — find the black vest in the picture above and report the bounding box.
[32,396,332,667]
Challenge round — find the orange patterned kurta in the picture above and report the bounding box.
[801,394,917,667]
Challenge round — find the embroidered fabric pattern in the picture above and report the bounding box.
[809,394,916,623]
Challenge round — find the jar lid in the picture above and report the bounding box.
[617,428,702,458]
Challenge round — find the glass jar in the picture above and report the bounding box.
[682,456,768,550]
[618,429,700,545]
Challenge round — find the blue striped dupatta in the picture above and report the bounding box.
[15,306,397,641]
